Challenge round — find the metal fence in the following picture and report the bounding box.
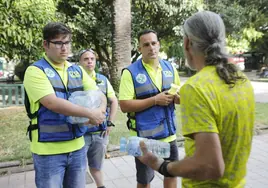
[0,84,24,107]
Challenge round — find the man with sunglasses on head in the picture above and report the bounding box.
[79,49,118,188]
[23,22,107,188]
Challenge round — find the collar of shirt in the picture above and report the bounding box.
[43,53,72,70]
[142,60,162,73]
[86,70,96,81]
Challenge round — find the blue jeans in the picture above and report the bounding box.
[32,146,87,188]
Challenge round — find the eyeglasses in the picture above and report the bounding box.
[48,40,72,49]
[78,49,95,58]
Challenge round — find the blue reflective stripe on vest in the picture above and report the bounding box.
[139,123,165,138]
[126,58,177,139]
[31,58,87,142]
[86,73,109,133]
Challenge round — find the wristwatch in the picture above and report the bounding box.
[107,121,115,127]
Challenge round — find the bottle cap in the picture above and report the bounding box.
[168,83,180,95]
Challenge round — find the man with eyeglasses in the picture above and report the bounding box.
[119,29,181,188]
[23,22,107,188]
[79,49,118,188]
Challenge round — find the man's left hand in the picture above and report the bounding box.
[137,141,164,171]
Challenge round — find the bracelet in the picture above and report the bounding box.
[158,161,174,177]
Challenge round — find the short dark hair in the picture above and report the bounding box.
[137,29,158,43]
[43,22,72,41]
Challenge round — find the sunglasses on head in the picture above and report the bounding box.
[78,49,95,58]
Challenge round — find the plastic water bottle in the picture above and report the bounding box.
[120,136,170,158]
[168,83,181,95]
[120,137,127,152]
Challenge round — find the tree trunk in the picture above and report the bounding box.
[111,0,131,93]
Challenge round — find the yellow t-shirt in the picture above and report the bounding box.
[180,66,255,188]
[23,54,98,155]
[87,71,116,99]
[119,60,181,142]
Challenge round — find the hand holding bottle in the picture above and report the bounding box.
[155,91,174,106]
[86,108,106,125]
[120,136,170,158]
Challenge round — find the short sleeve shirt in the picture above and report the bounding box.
[119,60,181,142]
[23,53,98,155]
[180,66,255,187]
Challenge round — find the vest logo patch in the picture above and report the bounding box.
[163,71,173,77]
[136,74,147,84]
[44,68,55,78]
[69,71,81,78]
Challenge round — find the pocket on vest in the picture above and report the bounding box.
[38,125,73,142]
[136,118,168,139]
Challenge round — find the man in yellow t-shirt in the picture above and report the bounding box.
[138,11,255,188]
[23,22,106,188]
[79,49,118,188]
[119,29,180,188]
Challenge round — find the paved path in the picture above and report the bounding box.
[1,134,268,188]
[251,81,268,103]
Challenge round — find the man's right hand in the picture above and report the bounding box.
[86,108,106,125]
[155,91,174,106]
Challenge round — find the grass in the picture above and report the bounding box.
[257,78,268,82]
[0,107,30,163]
[0,103,268,162]
[252,78,268,82]
[255,103,268,127]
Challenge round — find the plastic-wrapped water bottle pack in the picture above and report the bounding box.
[67,90,103,124]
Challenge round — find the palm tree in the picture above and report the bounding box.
[111,0,131,92]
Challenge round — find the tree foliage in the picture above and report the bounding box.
[56,0,203,87]
[0,0,57,80]
[1,0,267,81]
[57,0,203,61]
[0,0,56,60]
[131,0,203,61]
[57,0,113,64]
[206,0,267,53]
[243,0,268,55]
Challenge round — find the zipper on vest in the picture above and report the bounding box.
[46,62,74,137]
[72,125,76,139]
[164,107,172,136]
[57,69,75,138]
[42,60,81,140]
[138,61,173,136]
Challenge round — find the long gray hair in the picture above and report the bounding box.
[183,11,245,87]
